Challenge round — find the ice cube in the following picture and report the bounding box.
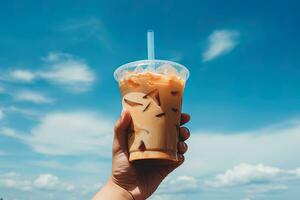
[122,70,132,78]
[134,65,144,73]
[127,77,140,87]
[118,70,128,80]
[144,66,155,73]
[179,69,188,80]
[156,64,178,76]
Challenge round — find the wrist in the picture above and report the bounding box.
[92,178,134,200]
[108,179,135,200]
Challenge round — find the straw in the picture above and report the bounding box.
[147,30,155,60]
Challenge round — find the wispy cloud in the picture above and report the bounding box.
[0,106,40,123]
[57,17,103,33]
[55,17,113,50]
[0,172,74,192]
[202,30,239,62]
[177,119,300,177]
[205,163,300,188]
[151,176,199,200]
[12,90,54,104]
[0,172,32,191]
[153,163,298,199]
[0,108,4,120]
[9,69,35,82]
[32,160,107,174]
[1,111,113,156]
[33,174,75,191]
[1,127,20,137]
[1,106,39,118]
[158,176,199,194]
[39,52,95,92]
[0,171,104,199]
[0,69,35,83]
[167,52,183,62]
[0,52,95,93]
[245,184,288,194]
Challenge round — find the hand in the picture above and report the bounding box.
[110,110,191,200]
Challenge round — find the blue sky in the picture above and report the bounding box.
[0,0,300,200]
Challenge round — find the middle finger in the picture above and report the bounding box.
[179,127,190,141]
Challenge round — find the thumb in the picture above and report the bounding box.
[113,109,132,155]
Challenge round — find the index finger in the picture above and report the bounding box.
[180,113,190,125]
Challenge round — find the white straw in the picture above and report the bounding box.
[147,30,155,60]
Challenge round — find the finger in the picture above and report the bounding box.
[180,113,190,125]
[178,141,188,154]
[177,154,185,165]
[179,127,190,141]
[113,109,132,155]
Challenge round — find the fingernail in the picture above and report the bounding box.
[184,127,190,138]
[184,127,190,134]
[184,142,188,150]
[178,154,184,161]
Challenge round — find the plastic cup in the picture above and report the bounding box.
[114,59,189,163]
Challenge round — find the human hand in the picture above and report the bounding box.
[109,109,190,200]
[92,110,190,200]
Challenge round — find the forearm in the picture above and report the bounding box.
[92,179,134,200]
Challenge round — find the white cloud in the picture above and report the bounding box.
[158,176,199,194]
[203,29,239,62]
[9,69,36,82]
[1,172,20,178]
[80,182,102,195]
[32,160,108,174]
[12,90,54,104]
[43,52,70,62]
[150,195,173,200]
[1,111,113,155]
[0,172,32,191]
[0,172,74,192]
[39,52,95,92]
[1,127,20,137]
[1,52,95,93]
[0,108,4,120]
[0,70,36,83]
[245,184,288,194]
[205,163,300,187]
[1,106,39,118]
[154,163,298,198]
[33,174,59,190]
[177,119,300,177]
[0,172,103,198]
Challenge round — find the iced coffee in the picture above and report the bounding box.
[114,60,189,162]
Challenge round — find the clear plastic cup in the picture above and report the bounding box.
[114,60,189,163]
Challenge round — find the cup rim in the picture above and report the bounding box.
[113,59,190,82]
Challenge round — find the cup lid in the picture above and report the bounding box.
[114,59,189,82]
